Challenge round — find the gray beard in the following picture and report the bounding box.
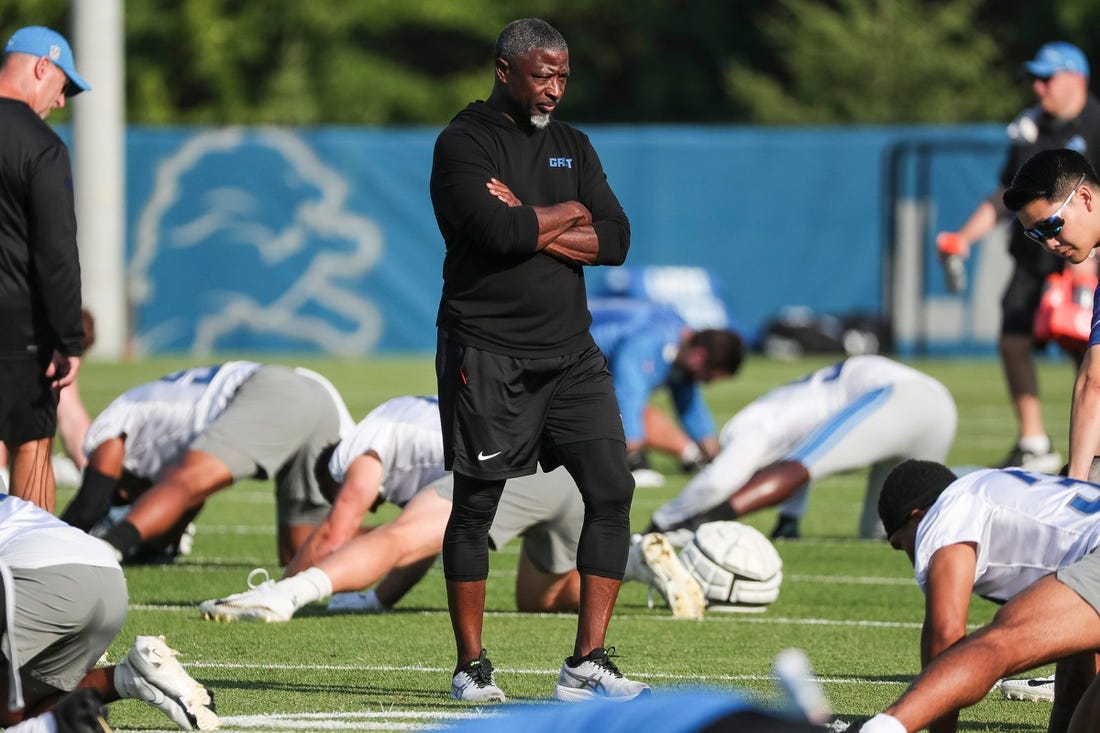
[530,114,551,129]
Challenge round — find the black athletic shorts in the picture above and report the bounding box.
[436,331,626,480]
[1001,263,1054,338]
[0,353,58,443]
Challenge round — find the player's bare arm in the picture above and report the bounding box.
[1069,347,1100,479]
[284,452,383,576]
[922,543,978,666]
[920,543,977,733]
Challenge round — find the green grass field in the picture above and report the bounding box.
[62,353,1080,732]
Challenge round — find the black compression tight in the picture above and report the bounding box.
[442,473,505,582]
[556,439,635,580]
[441,440,635,582]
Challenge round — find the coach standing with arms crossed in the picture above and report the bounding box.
[0,26,89,511]
[430,18,648,703]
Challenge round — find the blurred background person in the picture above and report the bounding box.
[934,42,1100,473]
[589,297,744,487]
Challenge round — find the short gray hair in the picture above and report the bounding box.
[494,18,567,64]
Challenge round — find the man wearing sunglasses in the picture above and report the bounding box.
[1004,148,1100,485]
[935,42,1100,475]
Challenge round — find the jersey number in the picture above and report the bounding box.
[1003,467,1100,515]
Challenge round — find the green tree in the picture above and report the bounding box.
[1,0,1095,126]
[726,0,1024,124]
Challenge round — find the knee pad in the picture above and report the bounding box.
[442,474,505,582]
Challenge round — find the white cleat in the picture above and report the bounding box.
[626,532,706,619]
[114,635,219,731]
[1000,674,1055,702]
[553,647,650,702]
[199,568,294,623]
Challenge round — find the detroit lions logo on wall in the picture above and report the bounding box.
[130,128,384,355]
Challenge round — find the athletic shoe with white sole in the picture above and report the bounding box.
[113,636,219,731]
[995,444,1063,475]
[553,647,650,702]
[199,568,295,623]
[1000,674,1055,702]
[450,649,506,702]
[625,533,706,619]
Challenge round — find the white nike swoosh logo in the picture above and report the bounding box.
[477,451,502,461]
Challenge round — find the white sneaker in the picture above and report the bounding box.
[997,444,1063,474]
[114,635,219,731]
[553,647,650,702]
[625,533,706,620]
[450,649,506,702]
[1000,674,1055,702]
[199,568,295,623]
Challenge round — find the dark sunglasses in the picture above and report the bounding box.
[1023,174,1085,243]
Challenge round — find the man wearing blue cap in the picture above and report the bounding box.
[0,26,90,512]
[935,41,1100,475]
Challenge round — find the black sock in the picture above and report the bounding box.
[102,520,141,554]
[688,502,738,530]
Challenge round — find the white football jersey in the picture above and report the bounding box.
[0,494,119,570]
[915,468,1100,603]
[329,395,447,506]
[653,356,949,528]
[718,355,937,457]
[83,361,262,481]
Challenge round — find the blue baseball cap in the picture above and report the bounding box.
[4,26,91,95]
[1025,41,1090,79]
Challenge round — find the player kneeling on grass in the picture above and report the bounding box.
[59,362,353,565]
[198,394,709,627]
[0,491,217,732]
[856,460,1100,733]
[200,468,589,626]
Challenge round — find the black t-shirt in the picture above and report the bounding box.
[430,101,630,357]
[0,98,83,359]
[999,95,1100,276]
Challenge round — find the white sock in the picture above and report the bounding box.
[277,568,334,609]
[1018,435,1051,454]
[859,713,907,733]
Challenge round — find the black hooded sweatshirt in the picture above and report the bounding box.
[430,101,629,357]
